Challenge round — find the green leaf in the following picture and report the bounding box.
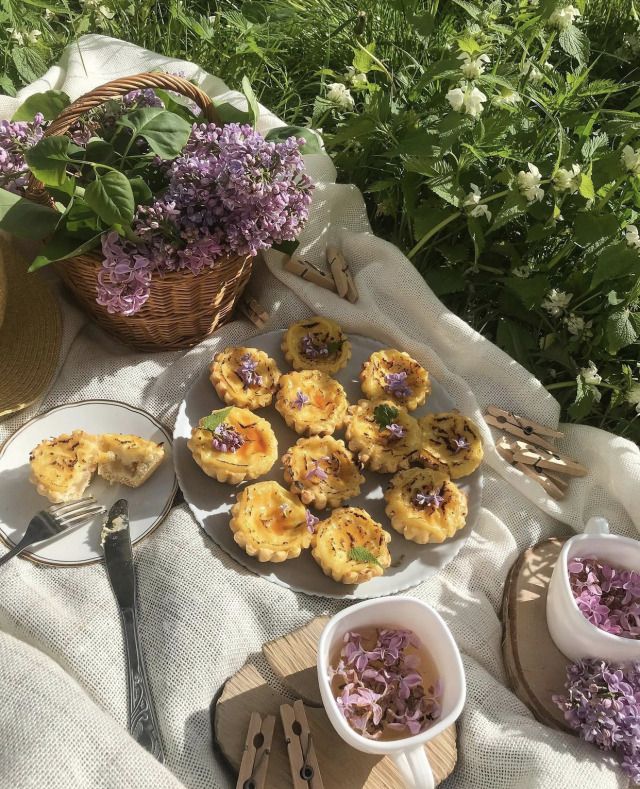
[129,177,153,206]
[573,213,618,248]
[25,136,73,187]
[591,243,639,289]
[12,90,70,122]
[425,267,465,296]
[64,200,99,234]
[606,309,638,353]
[373,403,399,429]
[0,188,59,239]
[84,139,117,166]
[212,101,252,126]
[84,172,135,226]
[0,75,16,97]
[490,191,528,232]
[505,274,549,309]
[117,108,192,160]
[11,47,46,84]
[578,173,595,200]
[348,546,381,567]
[200,407,233,433]
[496,317,536,368]
[353,43,375,73]
[241,75,260,129]
[558,25,590,65]
[28,231,102,271]
[568,376,597,420]
[265,125,322,154]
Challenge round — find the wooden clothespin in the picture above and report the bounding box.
[239,296,269,329]
[284,257,337,293]
[326,246,358,303]
[514,461,567,500]
[236,712,275,789]
[280,700,324,789]
[512,440,588,477]
[484,406,563,452]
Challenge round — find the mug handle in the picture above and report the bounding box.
[391,746,435,789]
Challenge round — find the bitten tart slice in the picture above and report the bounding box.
[385,467,468,544]
[418,411,483,480]
[229,481,314,562]
[209,346,281,409]
[312,507,392,585]
[187,406,278,484]
[29,430,101,503]
[360,349,431,411]
[345,400,421,473]
[275,370,349,436]
[282,316,351,374]
[97,434,165,488]
[282,436,365,509]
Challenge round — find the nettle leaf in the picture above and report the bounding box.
[0,188,59,240]
[578,173,595,200]
[373,403,399,430]
[505,274,549,309]
[559,25,590,65]
[12,90,71,122]
[573,213,619,248]
[425,267,465,297]
[84,171,135,226]
[489,191,528,232]
[568,376,598,420]
[266,125,322,154]
[11,47,46,84]
[348,546,381,567]
[25,136,76,187]
[591,243,639,289]
[241,75,260,129]
[117,108,192,159]
[606,309,638,353]
[200,407,233,433]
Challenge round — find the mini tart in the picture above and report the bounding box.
[345,399,421,473]
[360,349,431,411]
[418,411,484,480]
[187,407,278,484]
[275,370,349,436]
[229,481,312,562]
[209,346,281,409]
[385,467,468,544]
[282,436,365,509]
[282,316,351,374]
[312,507,392,585]
[29,430,101,503]
[97,434,165,487]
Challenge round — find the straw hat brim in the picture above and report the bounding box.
[0,233,61,420]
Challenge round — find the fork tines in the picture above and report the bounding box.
[49,496,106,525]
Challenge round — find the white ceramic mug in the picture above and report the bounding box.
[547,516,640,662]
[317,596,466,789]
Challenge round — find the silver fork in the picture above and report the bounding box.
[0,497,106,567]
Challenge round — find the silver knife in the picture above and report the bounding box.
[102,499,164,762]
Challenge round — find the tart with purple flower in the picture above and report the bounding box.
[275,370,349,436]
[385,467,468,544]
[360,349,431,411]
[229,481,314,562]
[311,507,392,584]
[282,435,365,509]
[209,347,281,409]
[417,411,483,479]
[187,406,278,484]
[282,317,351,374]
[345,400,421,473]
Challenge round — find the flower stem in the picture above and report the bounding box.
[596,174,626,210]
[546,381,576,390]
[407,211,460,259]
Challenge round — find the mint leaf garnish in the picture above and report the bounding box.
[327,339,343,355]
[373,403,399,430]
[348,546,382,567]
[200,407,233,433]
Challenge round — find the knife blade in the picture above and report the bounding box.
[102,499,164,763]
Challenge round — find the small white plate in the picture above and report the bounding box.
[174,330,483,599]
[0,400,177,566]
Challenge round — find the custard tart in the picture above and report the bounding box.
[282,317,351,374]
[385,467,468,544]
[345,399,421,473]
[187,406,278,484]
[229,481,313,562]
[275,370,349,436]
[282,435,364,510]
[97,434,165,488]
[312,507,392,585]
[360,349,430,411]
[29,430,101,503]
[418,411,483,479]
[210,346,281,409]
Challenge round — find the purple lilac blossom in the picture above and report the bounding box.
[211,422,244,453]
[386,423,406,441]
[236,353,262,390]
[300,333,329,360]
[293,390,309,409]
[413,488,446,510]
[448,435,470,453]
[385,372,411,399]
[0,113,45,194]
[305,458,329,481]
[305,509,319,533]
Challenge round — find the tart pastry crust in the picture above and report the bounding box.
[360,348,430,411]
[29,430,101,503]
[282,435,365,509]
[97,434,165,488]
[418,411,483,479]
[385,467,468,544]
[187,407,278,484]
[229,481,312,562]
[312,507,392,584]
[209,346,281,409]
[282,316,351,374]
[275,370,349,436]
[345,399,421,473]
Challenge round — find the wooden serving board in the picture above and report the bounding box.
[213,616,458,787]
[501,538,572,733]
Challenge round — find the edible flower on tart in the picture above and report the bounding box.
[311,506,392,584]
[209,346,281,409]
[282,435,365,509]
[282,317,351,374]
[275,370,349,436]
[345,400,421,473]
[385,467,468,544]
[187,406,277,484]
[229,481,313,562]
[360,349,431,411]
[417,411,483,479]
[29,430,101,503]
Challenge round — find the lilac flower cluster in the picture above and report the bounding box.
[386,423,406,441]
[448,435,470,453]
[211,422,245,453]
[99,123,313,314]
[569,557,640,638]
[292,390,309,409]
[0,113,45,194]
[332,628,442,739]
[236,353,262,390]
[413,487,446,511]
[553,659,640,783]
[305,509,319,533]
[385,372,411,399]
[300,333,329,360]
[305,458,329,481]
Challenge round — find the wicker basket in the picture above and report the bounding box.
[26,73,253,352]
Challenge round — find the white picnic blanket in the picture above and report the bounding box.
[0,35,638,789]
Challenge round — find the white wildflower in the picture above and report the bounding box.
[542,288,572,316]
[512,266,531,278]
[549,5,581,29]
[627,381,640,406]
[517,163,544,203]
[446,87,465,112]
[625,224,640,250]
[458,52,490,79]
[494,88,521,107]
[8,28,24,45]
[463,183,492,221]
[622,145,640,175]
[446,83,487,118]
[520,60,543,82]
[553,164,581,193]
[344,66,368,86]
[564,313,591,336]
[326,82,354,110]
[25,29,42,44]
[581,361,602,386]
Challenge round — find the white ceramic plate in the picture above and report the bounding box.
[174,330,483,599]
[0,400,177,566]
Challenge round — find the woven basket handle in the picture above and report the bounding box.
[26,72,220,203]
